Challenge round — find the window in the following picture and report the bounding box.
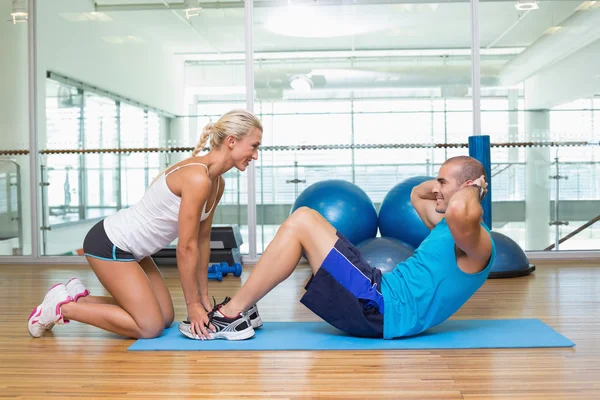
[44,76,169,226]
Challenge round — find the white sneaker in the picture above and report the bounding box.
[219,296,263,329]
[179,306,255,341]
[244,303,263,329]
[44,278,89,332]
[27,283,72,338]
[65,278,90,302]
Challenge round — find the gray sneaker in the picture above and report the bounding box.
[220,296,262,329]
[179,306,255,341]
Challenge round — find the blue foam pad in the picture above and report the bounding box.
[128,319,574,351]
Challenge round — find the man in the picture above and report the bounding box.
[180,155,495,340]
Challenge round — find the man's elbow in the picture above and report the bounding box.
[410,187,421,206]
[445,201,482,223]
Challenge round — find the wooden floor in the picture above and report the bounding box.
[1,261,599,399]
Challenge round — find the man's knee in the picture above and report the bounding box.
[291,206,313,219]
[286,207,315,232]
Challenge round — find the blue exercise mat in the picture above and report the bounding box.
[128,319,574,351]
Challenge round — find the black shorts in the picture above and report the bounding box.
[83,220,136,262]
[300,231,385,338]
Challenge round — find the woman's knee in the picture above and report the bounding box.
[131,305,167,338]
[163,308,175,329]
[158,295,175,328]
[136,318,166,339]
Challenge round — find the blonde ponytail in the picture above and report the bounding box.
[192,122,214,157]
[191,109,263,157]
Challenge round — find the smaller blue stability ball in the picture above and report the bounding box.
[378,176,434,249]
[488,231,536,278]
[357,237,415,273]
[291,180,378,245]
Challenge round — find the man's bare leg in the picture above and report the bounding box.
[220,207,338,316]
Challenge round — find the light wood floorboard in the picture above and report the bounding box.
[1,262,599,399]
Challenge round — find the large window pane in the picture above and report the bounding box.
[0,2,30,256]
[483,1,600,251]
[251,2,473,253]
[38,0,178,255]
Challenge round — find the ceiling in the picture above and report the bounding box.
[92,0,582,53]
[53,1,600,100]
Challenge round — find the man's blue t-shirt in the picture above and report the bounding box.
[380,218,496,339]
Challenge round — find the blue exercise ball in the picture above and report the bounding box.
[378,176,434,249]
[357,237,415,273]
[291,180,378,245]
[488,231,535,278]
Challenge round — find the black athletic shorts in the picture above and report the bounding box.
[83,219,136,262]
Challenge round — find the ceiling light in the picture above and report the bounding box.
[184,0,201,19]
[264,6,396,38]
[290,75,313,92]
[575,1,597,11]
[543,26,562,35]
[10,0,27,24]
[515,0,539,11]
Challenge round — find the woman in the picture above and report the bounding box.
[28,109,263,341]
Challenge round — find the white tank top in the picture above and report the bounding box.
[103,163,219,261]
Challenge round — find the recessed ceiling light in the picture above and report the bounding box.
[264,6,396,38]
[290,75,312,92]
[543,26,562,35]
[515,0,539,11]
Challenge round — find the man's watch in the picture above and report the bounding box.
[471,184,484,200]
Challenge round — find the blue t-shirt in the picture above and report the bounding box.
[380,218,495,339]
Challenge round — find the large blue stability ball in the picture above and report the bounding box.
[291,180,378,245]
[378,176,434,249]
[489,231,536,278]
[356,237,415,273]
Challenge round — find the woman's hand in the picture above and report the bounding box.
[186,303,215,340]
[201,296,214,313]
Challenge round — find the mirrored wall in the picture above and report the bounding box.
[1,0,599,260]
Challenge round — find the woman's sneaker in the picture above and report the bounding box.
[44,278,90,332]
[27,283,72,338]
[219,296,263,329]
[244,303,263,329]
[65,278,90,302]
[178,305,255,341]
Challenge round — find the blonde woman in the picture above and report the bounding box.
[28,109,263,341]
